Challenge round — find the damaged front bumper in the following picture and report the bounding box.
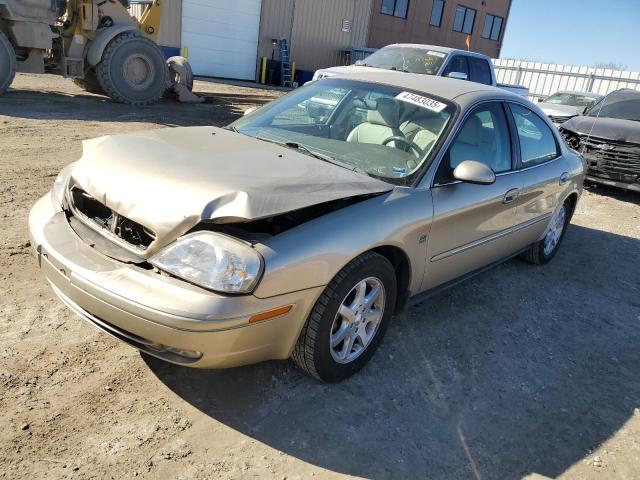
[28,195,323,368]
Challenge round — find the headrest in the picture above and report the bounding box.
[458,114,483,145]
[366,98,400,128]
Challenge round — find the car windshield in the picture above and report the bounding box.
[544,92,601,108]
[229,79,455,186]
[587,98,640,121]
[360,47,447,75]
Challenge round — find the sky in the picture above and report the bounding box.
[500,0,640,71]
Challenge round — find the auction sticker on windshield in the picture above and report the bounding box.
[427,50,446,58]
[395,92,447,112]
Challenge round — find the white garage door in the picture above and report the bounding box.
[181,0,262,80]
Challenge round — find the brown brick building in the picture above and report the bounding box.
[367,0,512,58]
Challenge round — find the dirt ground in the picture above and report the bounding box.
[1,73,639,480]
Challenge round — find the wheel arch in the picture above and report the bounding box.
[565,191,579,214]
[369,245,412,314]
[86,25,139,66]
[561,190,580,224]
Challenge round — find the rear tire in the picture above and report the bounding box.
[292,252,397,382]
[0,30,16,94]
[73,68,105,95]
[520,199,572,265]
[96,32,168,105]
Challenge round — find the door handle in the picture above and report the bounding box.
[503,188,519,204]
[559,172,570,185]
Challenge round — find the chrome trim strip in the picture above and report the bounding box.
[512,213,552,233]
[431,227,512,262]
[430,213,552,262]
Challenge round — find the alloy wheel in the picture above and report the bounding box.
[544,205,566,255]
[329,277,385,364]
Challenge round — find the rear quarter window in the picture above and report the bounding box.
[509,104,560,167]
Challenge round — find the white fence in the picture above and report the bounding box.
[493,58,640,101]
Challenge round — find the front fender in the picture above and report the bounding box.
[253,188,433,299]
[86,25,139,66]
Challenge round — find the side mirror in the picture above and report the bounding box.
[582,106,590,115]
[453,160,496,185]
[243,106,258,116]
[446,71,468,80]
[355,59,364,66]
[537,97,544,103]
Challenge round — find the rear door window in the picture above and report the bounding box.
[468,57,492,85]
[509,104,560,167]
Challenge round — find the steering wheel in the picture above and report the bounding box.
[382,136,423,158]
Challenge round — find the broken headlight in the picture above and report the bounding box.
[51,163,75,209]
[150,232,263,294]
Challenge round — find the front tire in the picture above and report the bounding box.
[96,32,168,105]
[0,30,17,94]
[292,252,397,382]
[73,68,105,95]
[521,199,572,265]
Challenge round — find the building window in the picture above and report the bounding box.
[381,0,409,18]
[482,14,503,40]
[430,0,445,27]
[453,5,476,34]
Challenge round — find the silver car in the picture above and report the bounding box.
[537,90,604,125]
[29,72,585,381]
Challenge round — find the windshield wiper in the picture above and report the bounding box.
[283,142,337,163]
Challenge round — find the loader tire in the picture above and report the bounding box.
[0,30,16,94]
[96,32,168,105]
[73,68,105,95]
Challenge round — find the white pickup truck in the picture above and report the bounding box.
[313,44,529,97]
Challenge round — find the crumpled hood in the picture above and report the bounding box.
[70,126,392,253]
[539,103,582,118]
[561,115,640,143]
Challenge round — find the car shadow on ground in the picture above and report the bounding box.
[585,182,640,206]
[145,224,640,480]
[0,87,256,126]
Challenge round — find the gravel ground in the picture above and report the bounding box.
[1,73,639,480]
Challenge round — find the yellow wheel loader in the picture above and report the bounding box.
[0,0,193,104]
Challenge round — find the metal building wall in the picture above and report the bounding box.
[156,0,182,49]
[258,0,373,74]
[128,0,182,49]
[256,0,295,63]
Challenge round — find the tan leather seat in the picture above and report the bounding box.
[400,115,442,151]
[347,98,402,147]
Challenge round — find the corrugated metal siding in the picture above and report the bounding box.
[257,0,295,62]
[291,0,373,71]
[128,0,181,48]
[157,0,182,48]
[258,0,373,73]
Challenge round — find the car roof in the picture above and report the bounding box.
[324,70,523,106]
[384,43,491,60]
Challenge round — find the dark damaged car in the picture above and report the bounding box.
[560,89,640,192]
